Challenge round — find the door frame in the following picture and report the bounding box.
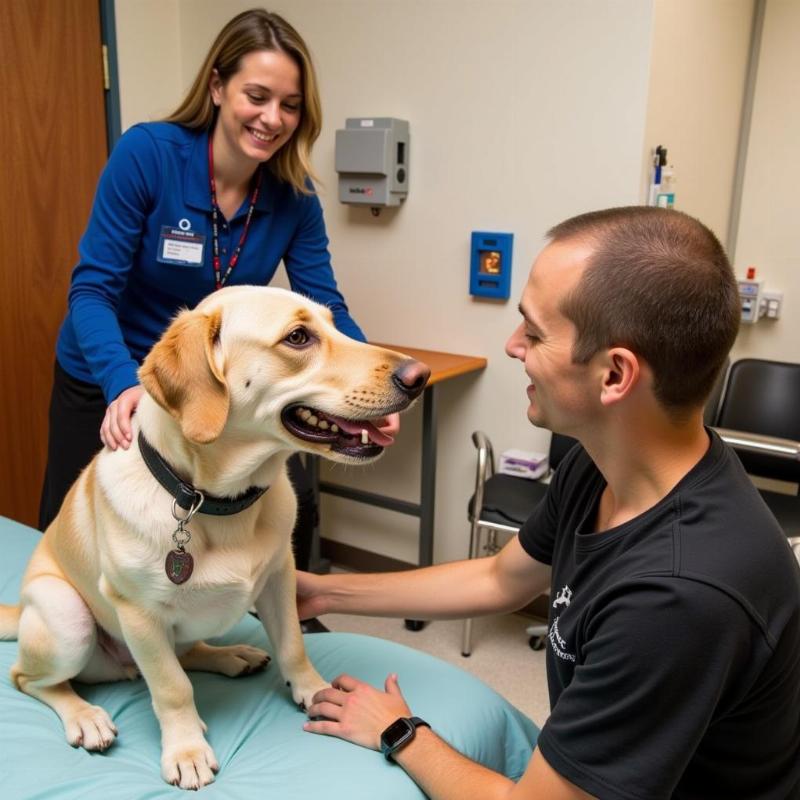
[100,0,122,148]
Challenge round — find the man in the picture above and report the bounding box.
[296,207,800,799]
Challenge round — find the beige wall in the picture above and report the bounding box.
[114,1,654,563]
[115,0,182,130]
[641,0,798,366]
[642,0,754,245]
[731,0,800,363]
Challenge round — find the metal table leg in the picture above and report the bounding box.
[306,454,330,574]
[405,385,437,630]
[310,384,440,630]
[418,384,437,567]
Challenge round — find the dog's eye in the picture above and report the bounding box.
[284,327,311,347]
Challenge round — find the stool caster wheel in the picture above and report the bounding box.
[529,635,546,651]
[404,619,426,632]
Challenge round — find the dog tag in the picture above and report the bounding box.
[165,548,194,584]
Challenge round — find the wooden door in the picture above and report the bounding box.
[0,1,109,527]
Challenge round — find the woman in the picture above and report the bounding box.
[39,9,398,570]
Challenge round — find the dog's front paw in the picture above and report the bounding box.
[161,738,219,790]
[288,672,330,712]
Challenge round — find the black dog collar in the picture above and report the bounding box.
[138,432,268,516]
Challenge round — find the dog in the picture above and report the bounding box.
[0,286,429,789]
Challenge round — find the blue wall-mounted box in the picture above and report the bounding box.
[469,231,513,300]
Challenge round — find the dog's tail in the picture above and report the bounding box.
[0,605,20,640]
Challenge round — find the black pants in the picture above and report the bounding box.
[38,361,316,571]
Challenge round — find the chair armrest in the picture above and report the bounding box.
[471,431,495,476]
[713,428,800,461]
[789,537,800,566]
[470,431,495,522]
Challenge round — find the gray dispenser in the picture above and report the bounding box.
[335,118,409,209]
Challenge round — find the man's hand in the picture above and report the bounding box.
[295,570,329,621]
[304,673,412,750]
[100,385,144,450]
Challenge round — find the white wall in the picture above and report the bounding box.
[731,0,800,363]
[115,1,654,564]
[641,0,754,246]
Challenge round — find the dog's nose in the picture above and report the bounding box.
[392,359,431,400]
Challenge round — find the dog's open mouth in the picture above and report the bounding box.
[281,405,393,459]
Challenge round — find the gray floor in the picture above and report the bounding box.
[322,611,551,727]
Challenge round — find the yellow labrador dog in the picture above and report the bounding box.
[0,286,429,789]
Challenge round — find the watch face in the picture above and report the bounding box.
[382,718,413,749]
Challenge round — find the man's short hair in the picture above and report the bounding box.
[548,207,740,413]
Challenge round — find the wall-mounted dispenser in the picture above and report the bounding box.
[738,266,783,324]
[335,118,409,212]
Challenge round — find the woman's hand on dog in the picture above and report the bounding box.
[303,672,412,750]
[101,385,144,450]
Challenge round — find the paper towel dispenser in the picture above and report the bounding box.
[335,118,409,208]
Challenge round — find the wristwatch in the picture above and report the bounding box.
[380,716,430,761]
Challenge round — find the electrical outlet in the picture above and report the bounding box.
[760,291,783,320]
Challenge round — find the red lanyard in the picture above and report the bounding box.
[208,136,263,290]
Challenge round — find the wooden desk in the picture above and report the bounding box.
[310,344,487,569]
[375,344,488,389]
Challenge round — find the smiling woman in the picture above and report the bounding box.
[209,50,303,185]
[37,9,398,578]
[166,9,323,194]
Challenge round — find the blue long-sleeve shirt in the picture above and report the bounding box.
[56,122,365,402]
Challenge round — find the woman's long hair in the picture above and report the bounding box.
[164,9,321,193]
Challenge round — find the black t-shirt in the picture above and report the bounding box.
[519,431,800,800]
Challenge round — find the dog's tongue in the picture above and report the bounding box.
[326,414,394,447]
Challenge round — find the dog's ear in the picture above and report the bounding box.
[139,308,229,444]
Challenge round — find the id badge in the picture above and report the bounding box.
[157,226,206,267]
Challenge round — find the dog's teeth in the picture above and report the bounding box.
[300,409,312,421]
[308,415,319,426]
[361,429,369,445]
[330,424,339,433]
[318,420,329,430]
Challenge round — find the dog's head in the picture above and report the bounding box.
[139,286,430,463]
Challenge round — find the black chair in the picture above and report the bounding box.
[461,430,576,656]
[703,357,729,427]
[710,358,800,557]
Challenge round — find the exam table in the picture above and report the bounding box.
[0,515,538,799]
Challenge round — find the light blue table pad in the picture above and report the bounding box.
[0,516,537,799]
